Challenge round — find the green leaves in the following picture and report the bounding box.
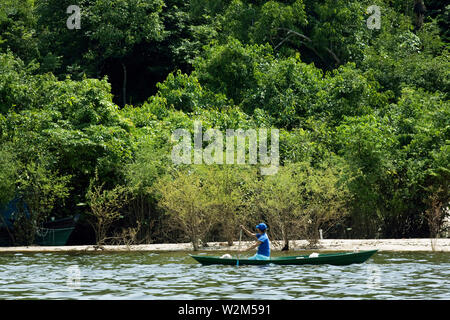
[0,144,18,208]
[85,0,165,59]
[0,53,135,226]
[250,0,308,45]
[1,0,449,243]
[334,86,449,237]
[86,172,130,244]
[0,0,38,64]
[194,38,274,105]
[243,56,323,127]
[251,161,348,246]
[156,70,229,113]
[155,166,214,249]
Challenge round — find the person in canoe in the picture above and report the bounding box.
[239,223,270,260]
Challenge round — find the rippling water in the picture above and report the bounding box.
[0,251,448,299]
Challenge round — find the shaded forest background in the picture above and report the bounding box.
[0,0,448,248]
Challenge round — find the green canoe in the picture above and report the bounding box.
[35,227,76,246]
[190,250,378,266]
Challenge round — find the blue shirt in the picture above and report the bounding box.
[256,232,270,257]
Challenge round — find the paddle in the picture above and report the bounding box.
[237,228,242,266]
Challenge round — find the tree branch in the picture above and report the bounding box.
[276,28,341,66]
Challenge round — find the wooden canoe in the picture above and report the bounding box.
[190,250,378,266]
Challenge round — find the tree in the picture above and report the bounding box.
[1,0,449,245]
[315,63,389,126]
[123,131,172,243]
[360,4,448,98]
[36,0,165,105]
[255,162,349,249]
[336,114,398,237]
[254,163,304,250]
[194,38,274,105]
[0,52,137,241]
[425,188,446,241]
[86,173,130,245]
[241,55,323,128]
[84,0,165,106]
[155,70,229,113]
[202,165,254,246]
[0,52,40,115]
[394,89,450,236]
[413,0,426,31]
[13,158,71,245]
[0,144,17,208]
[293,160,349,246]
[155,168,215,250]
[0,0,39,64]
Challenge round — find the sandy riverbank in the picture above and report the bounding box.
[0,238,449,253]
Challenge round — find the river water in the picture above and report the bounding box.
[0,251,448,299]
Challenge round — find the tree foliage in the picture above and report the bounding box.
[1,0,448,245]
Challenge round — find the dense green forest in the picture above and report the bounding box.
[0,0,448,248]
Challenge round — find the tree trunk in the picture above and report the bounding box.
[227,228,234,246]
[191,230,199,251]
[281,227,289,251]
[121,63,127,107]
[413,0,426,31]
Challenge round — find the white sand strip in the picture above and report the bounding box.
[0,238,449,253]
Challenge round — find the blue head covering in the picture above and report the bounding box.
[256,223,267,231]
